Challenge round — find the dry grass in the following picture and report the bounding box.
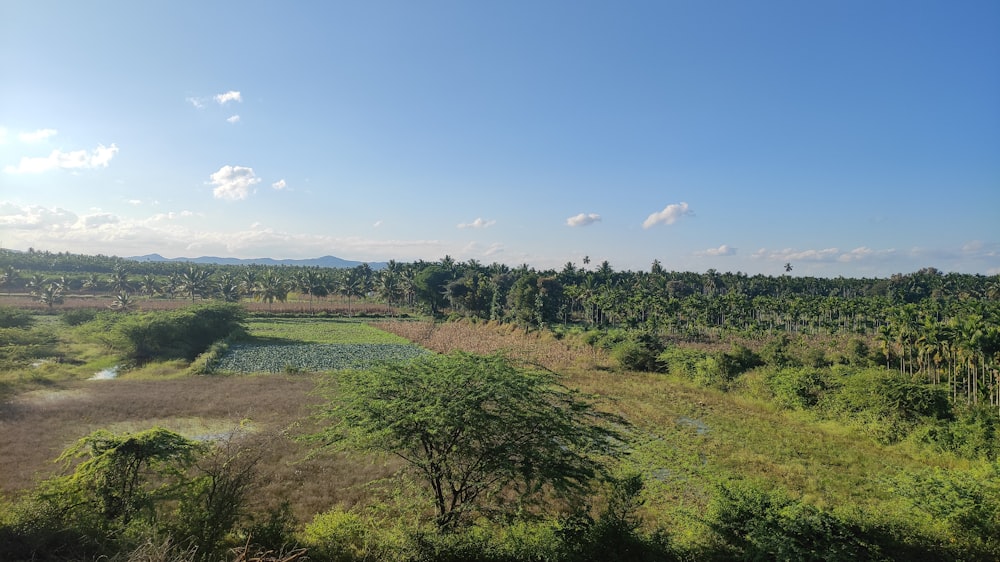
[0,374,397,522]
[374,319,614,372]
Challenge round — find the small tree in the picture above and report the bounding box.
[315,351,623,530]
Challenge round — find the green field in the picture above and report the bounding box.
[244,317,413,344]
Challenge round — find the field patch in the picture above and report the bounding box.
[245,317,411,344]
[216,343,429,373]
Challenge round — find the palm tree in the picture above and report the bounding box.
[34,283,64,309]
[339,271,363,316]
[108,264,132,295]
[139,274,160,298]
[110,291,135,312]
[254,269,288,311]
[176,265,212,302]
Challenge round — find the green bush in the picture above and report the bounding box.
[60,308,98,326]
[77,302,246,364]
[611,333,664,372]
[657,347,707,380]
[707,481,878,562]
[766,367,830,410]
[0,306,34,328]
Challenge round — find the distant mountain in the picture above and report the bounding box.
[128,253,386,270]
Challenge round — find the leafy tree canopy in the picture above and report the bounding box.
[314,351,625,530]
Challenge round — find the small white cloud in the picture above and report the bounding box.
[642,202,693,229]
[127,199,142,206]
[566,213,601,227]
[457,217,496,229]
[214,90,242,105]
[186,97,205,109]
[18,128,58,143]
[696,244,737,257]
[271,179,287,190]
[227,115,240,124]
[208,165,260,201]
[4,143,119,174]
[373,220,383,228]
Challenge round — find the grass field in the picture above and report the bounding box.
[1,314,992,556]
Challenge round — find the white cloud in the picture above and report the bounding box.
[4,143,119,173]
[0,203,78,229]
[80,213,120,228]
[209,165,260,201]
[457,217,496,229]
[373,220,383,228]
[127,199,142,206]
[642,202,693,229]
[186,97,205,109]
[227,115,240,124]
[696,244,736,257]
[18,128,58,143]
[566,213,601,227]
[271,179,287,190]
[214,90,241,105]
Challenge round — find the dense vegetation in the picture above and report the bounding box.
[1,248,999,560]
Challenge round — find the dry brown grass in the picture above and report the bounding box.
[374,319,614,373]
[0,374,397,522]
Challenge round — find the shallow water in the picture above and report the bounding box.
[89,366,119,380]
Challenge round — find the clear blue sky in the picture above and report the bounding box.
[2,1,998,276]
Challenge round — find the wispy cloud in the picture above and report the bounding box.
[271,179,287,190]
[695,244,736,257]
[4,143,119,174]
[457,217,496,229]
[752,246,897,263]
[373,220,383,228]
[208,165,260,201]
[566,213,601,227]
[214,90,242,105]
[18,128,58,143]
[186,97,205,109]
[642,202,693,229]
[227,115,241,124]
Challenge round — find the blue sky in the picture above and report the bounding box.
[2,1,998,276]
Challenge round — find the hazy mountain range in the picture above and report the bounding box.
[129,253,386,270]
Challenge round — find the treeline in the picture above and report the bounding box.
[3,250,999,411]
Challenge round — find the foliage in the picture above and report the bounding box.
[765,367,831,410]
[0,306,34,328]
[610,332,664,372]
[217,342,428,373]
[891,464,1000,558]
[61,307,98,326]
[53,427,202,528]
[315,351,625,530]
[706,480,879,561]
[77,302,246,364]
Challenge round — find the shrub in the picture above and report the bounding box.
[0,306,34,328]
[766,367,830,410]
[611,333,664,372]
[657,347,708,380]
[707,481,878,562]
[302,508,371,562]
[61,308,98,326]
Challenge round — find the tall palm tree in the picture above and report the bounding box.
[254,269,288,311]
[176,265,212,302]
